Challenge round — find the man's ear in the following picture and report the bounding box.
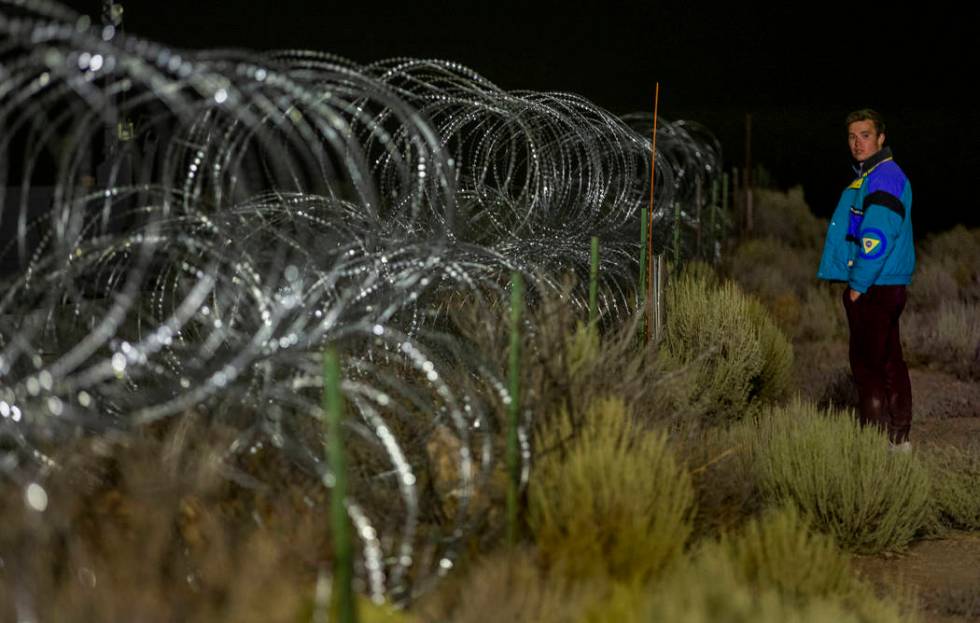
[877,132,886,149]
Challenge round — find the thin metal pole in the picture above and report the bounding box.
[645,83,660,342]
[589,236,599,327]
[695,176,703,260]
[638,201,647,315]
[507,271,524,545]
[744,113,753,234]
[710,178,719,263]
[672,200,681,273]
[323,349,358,623]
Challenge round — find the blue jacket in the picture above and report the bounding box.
[816,146,915,292]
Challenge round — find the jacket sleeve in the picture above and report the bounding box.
[848,173,906,293]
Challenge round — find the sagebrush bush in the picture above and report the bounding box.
[645,545,906,623]
[648,552,823,623]
[796,283,847,342]
[935,300,980,363]
[717,505,856,603]
[907,259,959,312]
[730,238,817,300]
[299,596,418,623]
[753,398,931,553]
[751,186,827,251]
[451,276,695,438]
[683,423,760,538]
[642,507,918,623]
[663,273,793,424]
[528,397,694,582]
[415,549,588,623]
[750,296,795,404]
[565,320,601,379]
[920,225,980,295]
[902,300,980,379]
[925,443,980,530]
[727,236,838,342]
[679,259,720,288]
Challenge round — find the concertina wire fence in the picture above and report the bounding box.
[0,0,729,603]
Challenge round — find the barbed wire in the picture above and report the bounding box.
[0,0,725,603]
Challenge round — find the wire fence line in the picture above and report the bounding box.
[0,0,731,602]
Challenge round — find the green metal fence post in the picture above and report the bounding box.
[672,200,681,274]
[638,208,647,314]
[711,178,719,263]
[323,348,358,623]
[507,271,524,545]
[589,236,599,327]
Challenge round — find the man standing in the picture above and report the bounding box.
[817,109,915,450]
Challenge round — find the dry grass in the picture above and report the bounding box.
[413,548,594,623]
[0,416,330,622]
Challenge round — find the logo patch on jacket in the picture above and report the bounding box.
[858,228,887,260]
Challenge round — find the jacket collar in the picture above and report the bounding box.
[851,146,894,177]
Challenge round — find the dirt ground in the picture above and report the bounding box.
[794,340,980,623]
[854,534,980,623]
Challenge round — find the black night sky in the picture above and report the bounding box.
[61,1,980,234]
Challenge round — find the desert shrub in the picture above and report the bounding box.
[641,510,917,623]
[934,300,980,363]
[450,276,694,439]
[902,300,980,379]
[717,505,856,603]
[0,419,337,623]
[769,290,803,332]
[565,320,601,379]
[797,283,848,342]
[528,397,695,582]
[683,422,761,538]
[680,258,720,288]
[750,296,795,404]
[645,545,907,623]
[898,307,930,368]
[753,398,931,553]
[907,259,959,312]
[299,595,418,623]
[815,365,858,411]
[663,273,793,424]
[751,186,827,251]
[920,225,980,294]
[925,443,980,530]
[730,238,819,299]
[414,549,589,623]
[423,553,652,623]
[727,237,834,341]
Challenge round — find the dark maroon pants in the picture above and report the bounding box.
[842,284,913,443]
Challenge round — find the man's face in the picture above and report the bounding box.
[848,120,885,163]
